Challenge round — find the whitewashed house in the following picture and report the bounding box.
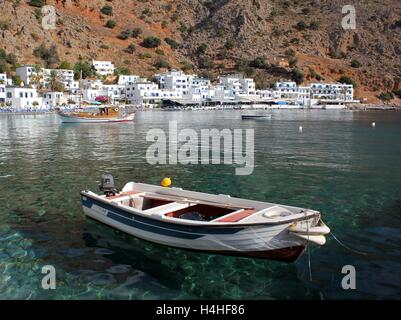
[16,65,38,85]
[42,91,68,108]
[217,75,257,99]
[0,84,6,104]
[42,69,76,91]
[257,89,279,101]
[155,70,196,96]
[82,88,104,102]
[118,75,141,86]
[6,86,43,110]
[91,61,115,76]
[0,73,12,85]
[275,82,299,100]
[125,81,182,106]
[213,84,235,102]
[82,79,104,90]
[183,85,214,102]
[103,84,126,103]
[310,83,354,101]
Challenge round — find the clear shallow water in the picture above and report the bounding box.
[0,110,400,300]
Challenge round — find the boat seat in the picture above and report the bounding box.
[214,209,256,223]
[106,191,141,200]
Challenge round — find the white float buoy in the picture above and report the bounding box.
[372,122,376,127]
[299,126,303,133]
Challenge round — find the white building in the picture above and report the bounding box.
[82,84,125,103]
[82,88,103,102]
[0,73,12,85]
[155,70,196,96]
[217,75,256,97]
[5,86,43,110]
[82,79,104,90]
[42,91,68,108]
[43,69,77,91]
[16,65,38,85]
[257,89,279,101]
[275,82,299,99]
[118,75,141,86]
[184,85,214,102]
[310,83,354,101]
[125,81,182,106]
[0,84,6,104]
[103,84,126,102]
[91,60,115,76]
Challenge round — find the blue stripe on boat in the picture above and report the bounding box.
[107,212,203,239]
[82,196,244,236]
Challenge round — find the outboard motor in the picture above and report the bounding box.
[99,173,117,196]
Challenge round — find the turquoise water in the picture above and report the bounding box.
[0,110,400,299]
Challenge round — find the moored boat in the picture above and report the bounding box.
[57,106,135,123]
[242,114,272,120]
[80,174,330,262]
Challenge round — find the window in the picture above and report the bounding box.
[20,92,24,98]
[7,92,12,98]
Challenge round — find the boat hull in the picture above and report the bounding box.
[57,112,135,123]
[242,115,272,120]
[81,194,307,262]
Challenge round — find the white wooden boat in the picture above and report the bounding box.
[57,107,135,123]
[81,174,330,262]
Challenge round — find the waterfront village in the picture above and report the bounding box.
[0,60,360,112]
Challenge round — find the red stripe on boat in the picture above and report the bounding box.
[215,209,256,222]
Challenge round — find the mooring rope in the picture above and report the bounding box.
[330,231,369,256]
[305,212,313,281]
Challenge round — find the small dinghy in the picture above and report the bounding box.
[241,114,272,120]
[57,106,135,123]
[80,174,330,262]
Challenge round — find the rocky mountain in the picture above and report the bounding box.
[1,0,401,104]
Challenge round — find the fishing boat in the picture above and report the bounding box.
[56,106,135,123]
[80,174,330,262]
[241,114,272,120]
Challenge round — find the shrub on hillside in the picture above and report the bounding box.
[105,20,116,29]
[351,59,362,68]
[249,56,267,69]
[338,75,357,88]
[118,29,131,40]
[125,44,136,54]
[154,57,170,69]
[378,92,394,101]
[198,57,214,69]
[142,36,161,48]
[165,38,179,49]
[132,28,143,38]
[309,21,320,30]
[196,43,208,55]
[33,44,59,67]
[101,5,113,16]
[29,0,45,8]
[295,21,308,31]
[393,89,401,99]
[291,68,304,84]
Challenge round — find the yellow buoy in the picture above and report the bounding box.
[161,177,172,187]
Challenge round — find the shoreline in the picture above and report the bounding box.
[0,105,400,116]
